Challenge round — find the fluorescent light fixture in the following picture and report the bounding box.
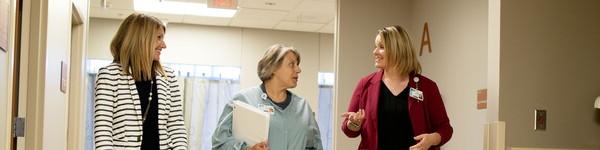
[134,0,237,18]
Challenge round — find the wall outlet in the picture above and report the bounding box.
[534,109,546,131]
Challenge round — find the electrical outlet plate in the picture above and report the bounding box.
[534,109,546,131]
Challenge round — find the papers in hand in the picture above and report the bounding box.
[232,100,270,146]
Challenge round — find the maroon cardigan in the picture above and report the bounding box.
[341,71,453,150]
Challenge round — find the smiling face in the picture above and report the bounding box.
[271,52,302,88]
[153,28,166,61]
[373,34,387,69]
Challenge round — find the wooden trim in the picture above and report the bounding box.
[22,0,48,149]
[70,3,82,25]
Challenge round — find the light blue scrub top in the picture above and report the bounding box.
[212,85,323,150]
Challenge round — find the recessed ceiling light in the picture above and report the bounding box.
[134,0,237,18]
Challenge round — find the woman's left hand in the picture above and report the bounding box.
[410,133,441,150]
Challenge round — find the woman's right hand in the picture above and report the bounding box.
[342,109,365,131]
[247,141,269,150]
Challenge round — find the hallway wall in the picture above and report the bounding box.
[87,18,334,115]
[410,0,489,149]
[499,0,600,149]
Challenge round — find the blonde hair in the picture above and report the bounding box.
[110,13,166,81]
[257,44,301,81]
[378,25,421,75]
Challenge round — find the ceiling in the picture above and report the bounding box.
[90,0,336,33]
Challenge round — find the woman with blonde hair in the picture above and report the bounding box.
[212,44,323,150]
[341,25,452,150]
[94,13,188,150]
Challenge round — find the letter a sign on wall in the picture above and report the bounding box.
[419,22,432,56]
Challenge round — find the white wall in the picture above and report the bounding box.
[499,0,600,149]
[163,24,242,66]
[410,0,488,149]
[42,0,73,149]
[88,18,334,115]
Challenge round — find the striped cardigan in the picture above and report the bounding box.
[94,63,188,150]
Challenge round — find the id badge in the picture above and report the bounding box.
[409,88,424,101]
[258,104,275,115]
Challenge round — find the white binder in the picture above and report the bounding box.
[232,100,270,146]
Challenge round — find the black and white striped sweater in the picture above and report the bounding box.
[94,63,188,150]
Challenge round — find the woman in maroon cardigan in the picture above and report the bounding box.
[341,25,452,150]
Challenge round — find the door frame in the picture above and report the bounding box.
[9,0,22,149]
[18,0,48,149]
[66,2,87,150]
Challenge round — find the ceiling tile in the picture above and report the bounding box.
[229,8,287,29]
[294,0,335,13]
[284,10,333,24]
[283,0,334,24]
[274,21,324,32]
[238,0,302,11]
[183,16,232,26]
[90,0,335,33]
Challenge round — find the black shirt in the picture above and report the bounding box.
[260,83,292,110]
[378,81,415,150]
[135,75,159,149]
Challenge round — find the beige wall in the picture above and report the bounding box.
[41,0,75,149]
[410,0,489,149]
[319,34,334,72]
[334,0,413,149]
[499,0,600,149]
[87,18,334,114]
[0,40,9,150]
[87,19,119,60]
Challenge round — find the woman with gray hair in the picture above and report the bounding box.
[212,44,323,150]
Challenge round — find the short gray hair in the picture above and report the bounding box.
[257,44,301,82]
